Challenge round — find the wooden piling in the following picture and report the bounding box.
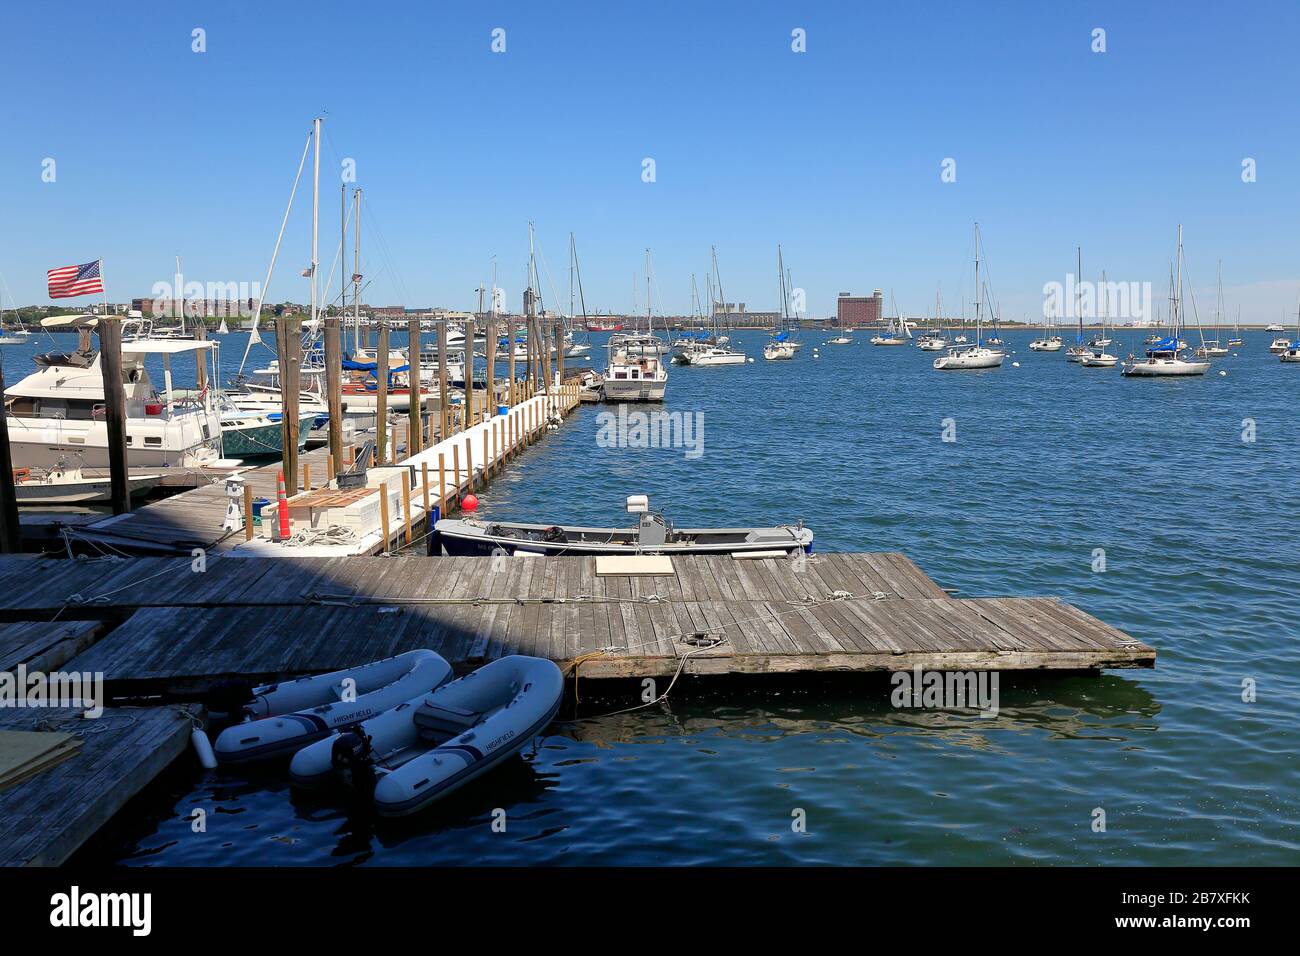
[327,453,335,482]
[485,315,496,420]
[378,482,390,555]
[466,438,474,494]
[275,316,301,493]
[407,317,422,456]
[376,322,389,465]
[243,484,254,542]
[451,445,461,504]
[96,317,131,515]
[401,479,412,546]
[421,462,431,517]
[467,316,477,430]
[325,314,343,470]
[437,320,450,443]
[507,319,517,407]
[438,452,447,511]
[302,462,311,492]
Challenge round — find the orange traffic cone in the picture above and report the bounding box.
[276,470,291,540]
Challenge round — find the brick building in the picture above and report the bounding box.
[836,290,884,327]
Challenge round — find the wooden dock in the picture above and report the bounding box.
[55,387,581,558]
[0,551,1157,694]
[0,705,195,866]
[0,549,1153,865]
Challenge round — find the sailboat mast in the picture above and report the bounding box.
[310,116,320,327]
[974,223,982,342]
[352,188,362,352]
[340,184,346,337]
[1076,246,1083,342]
[1175,224,1183,338]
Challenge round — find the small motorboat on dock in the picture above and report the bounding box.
[12,462,162,505]
[290,655,564,816]
[433,495,813,557]
[212,649,453,764]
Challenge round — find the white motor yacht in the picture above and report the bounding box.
[3,317,222,469]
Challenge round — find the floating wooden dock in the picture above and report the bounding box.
[54,387,581,559]
[0,549,1153,865]
[0,705,195,866]
[0,551,1157,695]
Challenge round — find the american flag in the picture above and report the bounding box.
[47,260,104,299]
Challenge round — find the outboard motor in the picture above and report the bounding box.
[331,726,375,784]
[205,680,256,720]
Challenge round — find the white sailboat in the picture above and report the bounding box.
[1268,308,1291,352]
[1065,248,1090,362]
[0,292,31,343]
[1080,270,1119,367]
[1028,295,1064,352]
[870,295,911,346]
[933,223,1005,371]
[1195,261,1230,358]
[1227,306,1243,347]
[917,286,949,351]
[562,233,594,359]
[1279,296,1300,363]
[1122,226,1210,377]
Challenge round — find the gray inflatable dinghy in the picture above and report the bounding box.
[214,649,453,764]
[290,655,563,816]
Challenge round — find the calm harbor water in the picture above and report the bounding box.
[15,327,1293,866]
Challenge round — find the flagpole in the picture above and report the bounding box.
[98,258,110,320]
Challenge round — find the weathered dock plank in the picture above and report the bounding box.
[0,552,951,615]
[0,621,104,673]
[67,588,1153,696]
[0,705,195,866]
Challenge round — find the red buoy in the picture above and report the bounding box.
[461,494,479,513]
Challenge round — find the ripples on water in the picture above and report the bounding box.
[42,330,1296,865]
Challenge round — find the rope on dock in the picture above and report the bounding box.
[560,634,728,718]
[282,525,357,547]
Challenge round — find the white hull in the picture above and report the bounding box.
[686,349,746,366]
[1121,357,1210,376]
[15,472,161,505]
[933,348,1004,370]
[601,380,668,401]
[1080,353,1119,367]
[4,413,222,469]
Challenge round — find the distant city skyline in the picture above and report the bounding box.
[3,2,1299,324]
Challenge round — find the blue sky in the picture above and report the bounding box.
[2,1,1299,322]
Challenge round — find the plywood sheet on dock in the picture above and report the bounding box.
[0,706,194,866]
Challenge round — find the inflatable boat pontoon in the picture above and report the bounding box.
[290,655,564,816]
[214,649,453,764]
